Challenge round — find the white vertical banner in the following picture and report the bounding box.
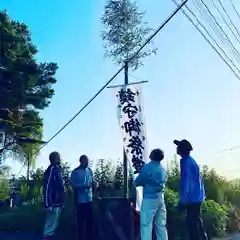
[115,84,148,211]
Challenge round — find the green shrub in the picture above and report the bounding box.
[0,191,231,239]
[0,179,10,200]
[165,188,187,240]
[201,166,227,204]
[166,156,180,192]
[1,157,238,239]
[202,200,229,237]
[224,182,240,209]
[0,165,235,240]
[0,196,76,240]
[19,183,29,202]
[165,188,230,239]
[226,204,240,233]
[0,204,44,232]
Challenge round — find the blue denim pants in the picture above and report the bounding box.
[140,198,168,240]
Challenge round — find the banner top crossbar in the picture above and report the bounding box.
[107,80,148,89]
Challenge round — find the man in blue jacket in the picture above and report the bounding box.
[71,155,97,240]
[134,148,168,240]
[174,139,208,240]
[43,152,64,240]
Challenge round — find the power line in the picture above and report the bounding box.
[16,0,189,177]
[211,0,240,43]
[208,145,240,156]
[193,0,240,65]
[172,0,240,80]
[16,66,124,176]
[216,0,240,39]
[229,0,240,22]
[192,0,237,63]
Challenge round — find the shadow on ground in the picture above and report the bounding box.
[214,233,240,240]
[0,232,41,240]
[0,232,239,240]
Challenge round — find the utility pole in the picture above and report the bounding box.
[124,59,134,240]
[123,0,129,200]
[123,61,129,199]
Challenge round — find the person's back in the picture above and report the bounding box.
[139,161,167,200]
[180,156,205,204]
[134,149,168,240]
[174,139,208,240]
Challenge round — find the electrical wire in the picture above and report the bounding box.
[193,0,238,63]
[15,0,189,177]
[211,0,240,43]
[207,145,240,156]
[216,0,240,39]
[229,0,240,22]
[172,0,240,80]
[193,0,240,65]
[16,66,124,176]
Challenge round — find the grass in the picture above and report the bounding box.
[0,197,76,239]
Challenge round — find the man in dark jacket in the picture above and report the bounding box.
[174,139,208,240]
[43,152,64,240]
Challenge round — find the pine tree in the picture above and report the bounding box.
[0,10,58,161]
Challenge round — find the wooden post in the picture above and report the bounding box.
[123,61,129,199]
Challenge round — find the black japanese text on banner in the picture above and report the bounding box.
[115,84,148,211]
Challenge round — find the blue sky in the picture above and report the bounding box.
[1,0,240,179]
